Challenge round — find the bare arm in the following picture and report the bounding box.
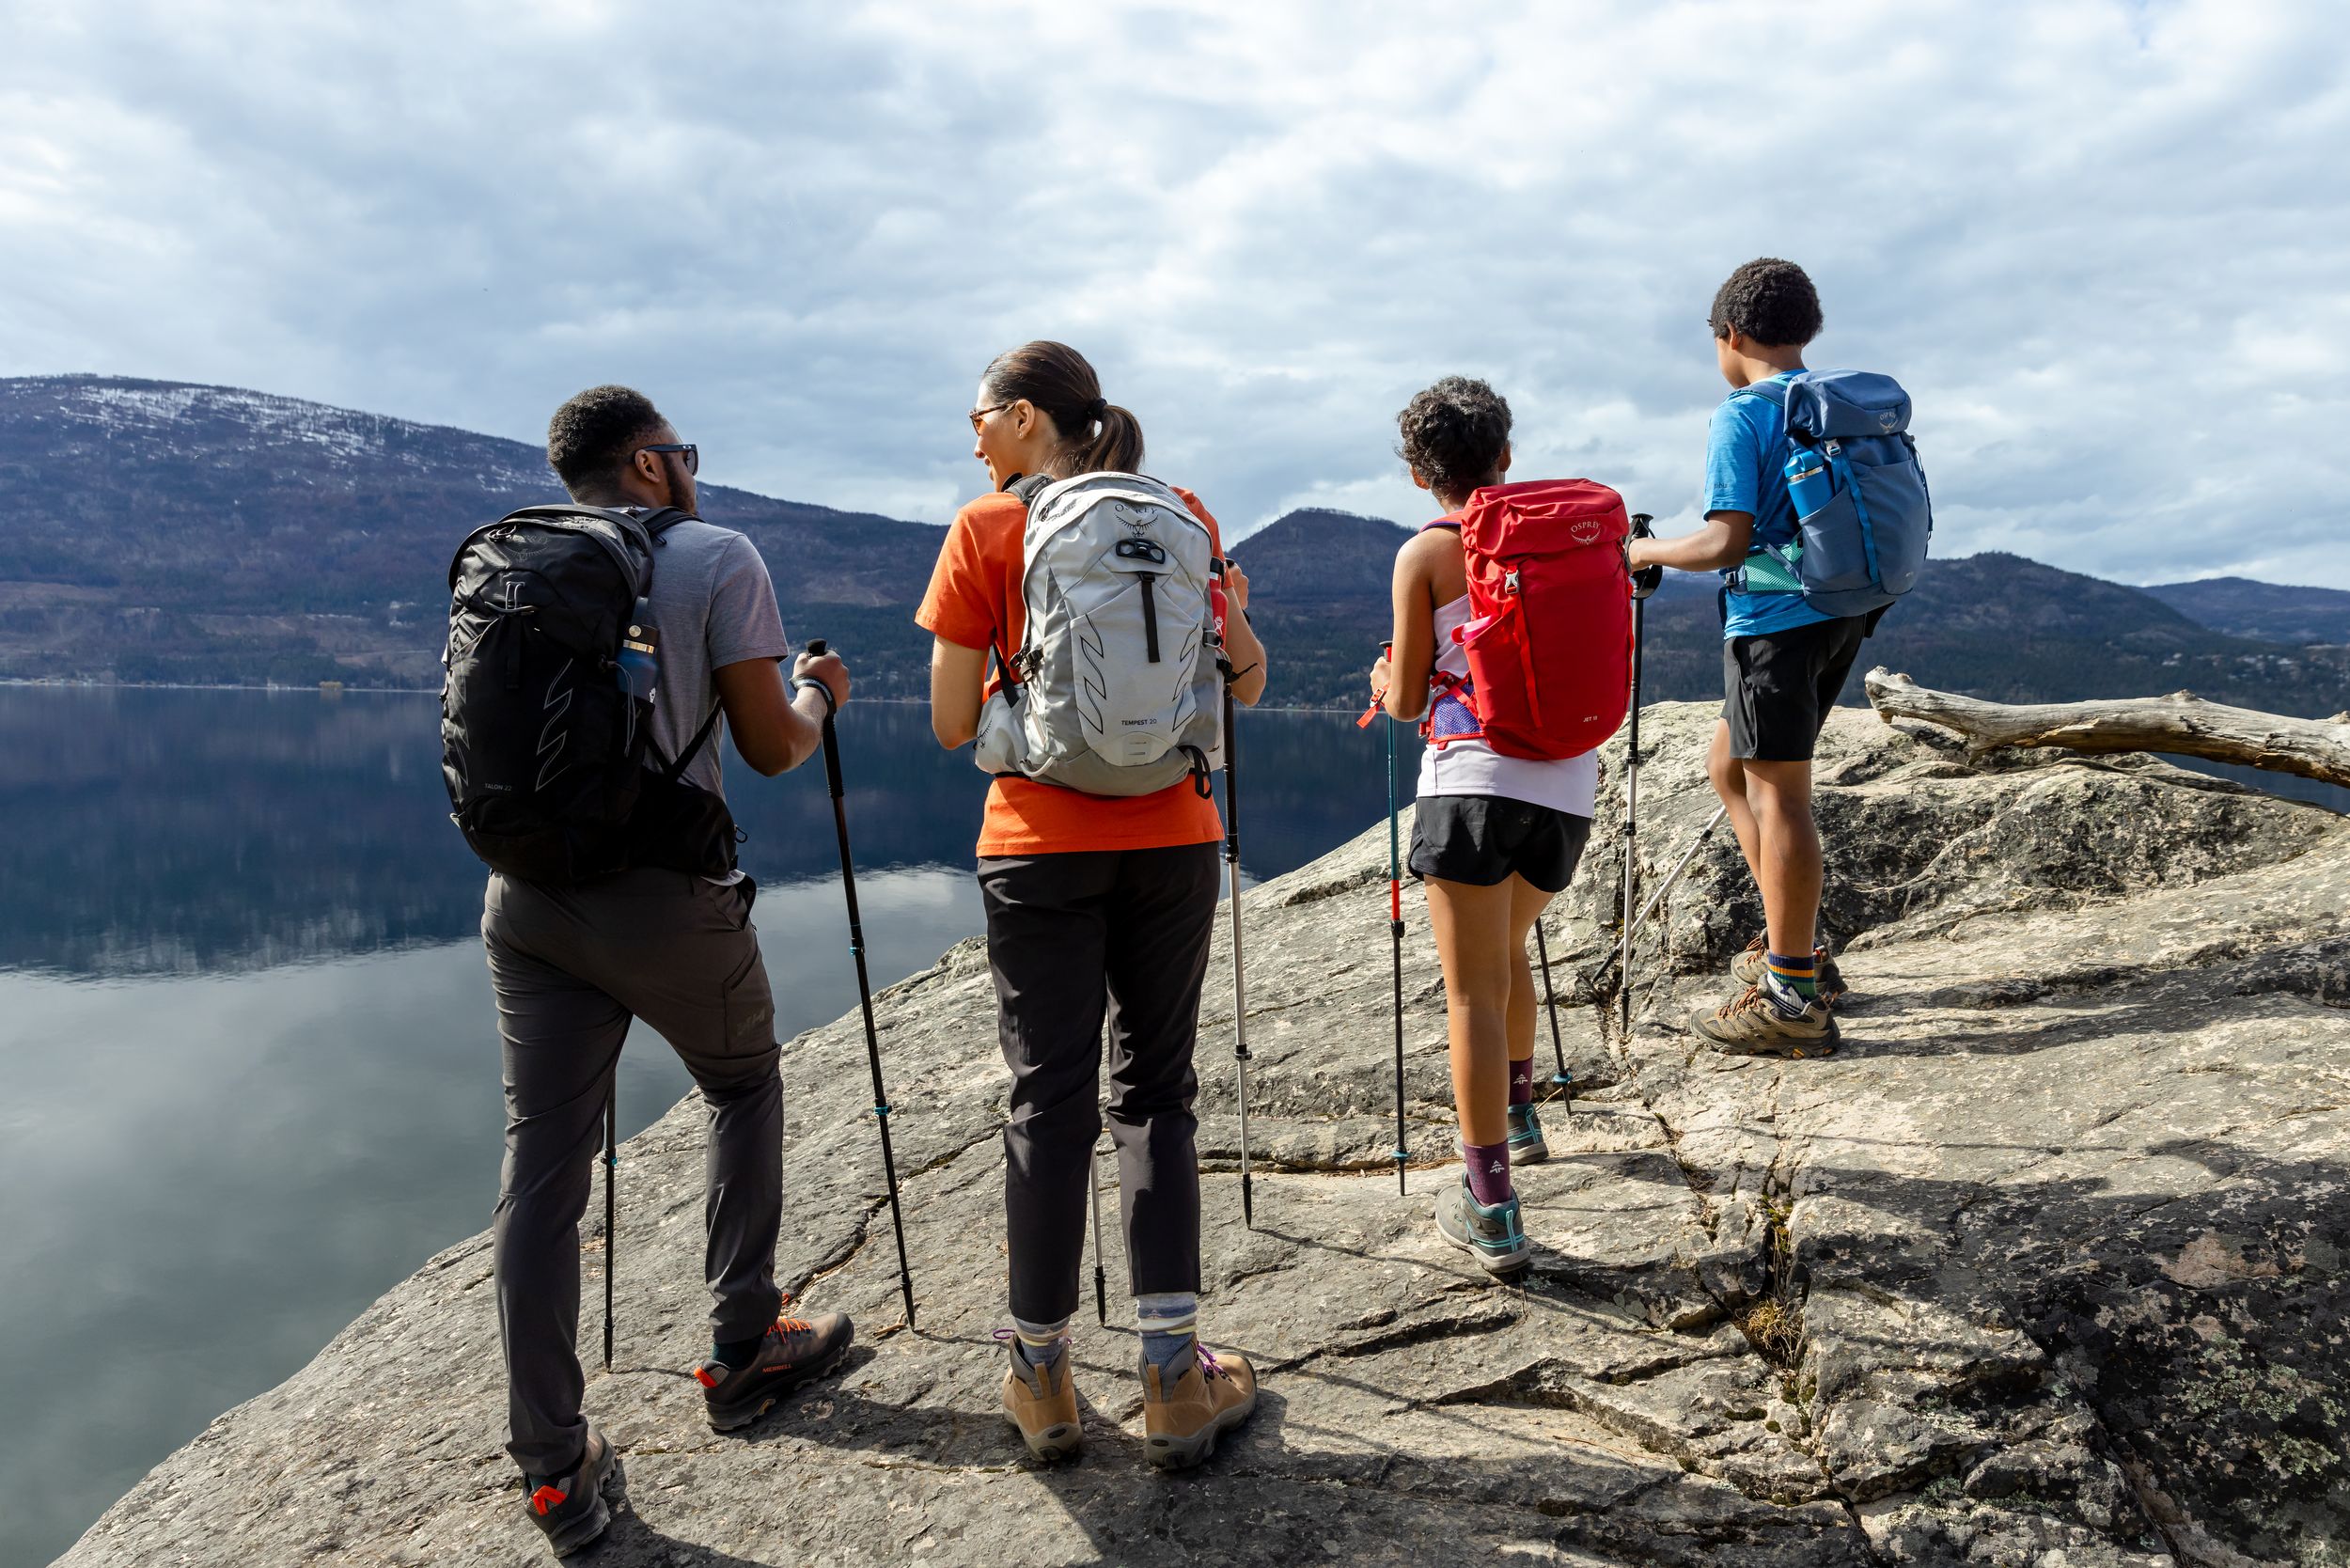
[713,650,846,776]
[1629,510,1753,575]
[929,637,988,748]
[1376,532,1442,722]
[1219,559,1268,706]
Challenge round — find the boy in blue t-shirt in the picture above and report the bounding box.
[1626,258,1863,1058]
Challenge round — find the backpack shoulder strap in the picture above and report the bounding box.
[660,701,726,783]
[639,506,697,538]
[1728,377,1791,407]
[1006,474,1052,509]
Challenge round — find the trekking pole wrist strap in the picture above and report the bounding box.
[792,677,838,717]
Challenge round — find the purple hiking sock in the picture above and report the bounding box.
[1509,1058,1535,1106]
[1463,1139,1513,1206]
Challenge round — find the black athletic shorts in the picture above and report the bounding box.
[1722,614,1871,762]
[1409,795,1593,894]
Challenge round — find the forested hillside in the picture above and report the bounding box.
[5,375,2343,717]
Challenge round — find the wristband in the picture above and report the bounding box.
[791,676,838,717]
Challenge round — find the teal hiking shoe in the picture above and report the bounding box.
[1435,1175,1532,1277]
[1506,1102,1549,1164]
[521,1425,620,1557]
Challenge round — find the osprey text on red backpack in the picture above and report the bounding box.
[1434,478,1635,760]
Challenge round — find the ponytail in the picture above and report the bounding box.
[980,339,1145,478]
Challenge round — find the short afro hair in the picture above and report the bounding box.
[547,384,666,493]
[1709,259,1823,347]
[1396,376,1512,503]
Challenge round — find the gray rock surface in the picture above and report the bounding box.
[60,704,2349,1567]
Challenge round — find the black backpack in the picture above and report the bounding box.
[440,504,736,885]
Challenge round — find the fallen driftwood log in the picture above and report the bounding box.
[1863,667,2350,790]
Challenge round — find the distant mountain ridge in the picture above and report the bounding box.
[2,375,2343,716]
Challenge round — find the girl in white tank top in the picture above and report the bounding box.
[1368,376,1601,1278]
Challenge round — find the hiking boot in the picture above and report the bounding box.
[1730,936,1847,1003]
[1435,1174,1533,1277]
[1141,1341,1258,1469]
[521,1425,620,1558]
[1506,1102,1550,1164]
[998,1334,1082,1461]
[692,1307,854,1432]
[1694,984,1839,1058]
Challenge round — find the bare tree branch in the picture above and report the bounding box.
[1862,667,2350,791]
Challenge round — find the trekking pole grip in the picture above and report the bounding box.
[805,639,847,799]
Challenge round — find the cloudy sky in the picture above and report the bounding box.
[6,1,2345,585]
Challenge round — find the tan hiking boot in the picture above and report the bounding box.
[998,1338,1082,1461]
[1729,936,1847,1003]
[1140,1342,1259,1469]
[1693,984,1839,1058]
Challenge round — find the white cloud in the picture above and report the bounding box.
[2,0,2344,585]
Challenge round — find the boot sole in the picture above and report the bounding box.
[703,1342,852,1433]
[1509,1136,1550,1164]
[1004,1411,1083,1461]
[1145,1390,1258,1470]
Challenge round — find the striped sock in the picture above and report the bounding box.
[1011,1313,1070,1369]
[1508,1057,1534,1106]
[1763,951,1817,1016]
[1136,1292,1198,1377]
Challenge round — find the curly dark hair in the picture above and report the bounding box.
[546,384,666,494]
[1709,258,1822,347]
[1395,377,1512,504]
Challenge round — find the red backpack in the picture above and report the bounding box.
[1434,478,1634,760]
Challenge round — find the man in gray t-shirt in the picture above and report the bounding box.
[480,385,855,1555]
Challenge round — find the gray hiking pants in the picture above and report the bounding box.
[979,843,1220,1325]
[481,869,784,1479]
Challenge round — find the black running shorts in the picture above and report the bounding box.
[1409,795,1593,894]
[1721,614,1871,762]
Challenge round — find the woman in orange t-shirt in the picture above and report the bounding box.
[917,340,1267,1468]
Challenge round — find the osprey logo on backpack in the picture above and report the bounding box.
[972,472,1223,797]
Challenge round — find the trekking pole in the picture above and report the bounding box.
[1380,643,1408,1195]
[1088,1127,1109,1326]
[602,1082,617,1370]
[1617,514,1654,1040]
[1222,681,1256,1230]
[1533,919,1572,1093]
[805,640,917,1330]
[1628,805,1729,948]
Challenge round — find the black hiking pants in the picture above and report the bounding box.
[481,869,784,1480]
[979,843,1221,1325]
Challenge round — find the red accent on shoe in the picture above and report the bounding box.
[530,1484,568,1515]
[693,1363,721,1389]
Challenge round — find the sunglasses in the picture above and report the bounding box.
[967,401,1012,433]
[636,442,698,474]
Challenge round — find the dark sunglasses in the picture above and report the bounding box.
[636,442,698,474]
[967,401,1012,433]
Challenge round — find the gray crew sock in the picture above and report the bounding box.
[1136,1291,1199,1378]
[1011,1313,1070,1369]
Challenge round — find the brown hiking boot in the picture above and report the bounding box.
[1693,984,1839,1058]
[1730,936,1847,1003]
[998,1335,1082,1460]
[1140,1342,1259,1470]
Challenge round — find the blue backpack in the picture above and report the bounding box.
[1730,370,1932,619]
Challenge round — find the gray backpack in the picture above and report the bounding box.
[973,471,1223,797]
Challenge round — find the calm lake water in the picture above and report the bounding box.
[0,685,1426,1565]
